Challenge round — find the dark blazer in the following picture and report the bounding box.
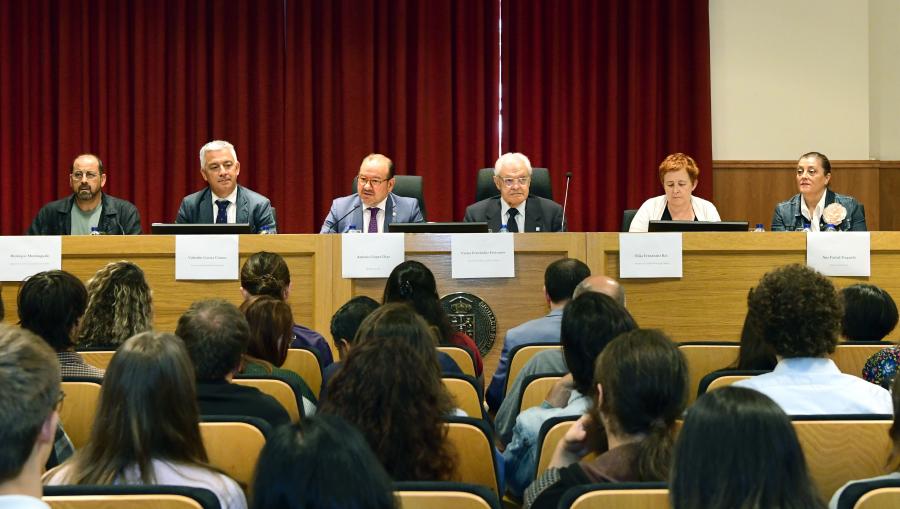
[319,192,423,233]
[27,193,142,235]
[771,189,867,231]
[463,195,565,232]
[175,185,276,234]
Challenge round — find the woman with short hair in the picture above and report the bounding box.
[628,153,720,232]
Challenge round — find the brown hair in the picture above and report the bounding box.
[240,295,293,369]
[78,261,153,348]
[241,251,290,300]
[658,153,700,184]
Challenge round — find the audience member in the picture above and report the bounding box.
[77,261,153,349]
[17,270,103,378]
[486,258,591,411]
[504,292,637,498]
[0,325,61,508]
[525,329,688,509]
[733,264,892,414]
[321,304,457,481]
[176,299,290,428]
[240,251,333,367]
[239,295,317,416]
[728,288,776,370]
[850,285,900,388]
[670,386,824,509]
[383,260,482,378]
[43,331,247,509]
[320,295,380,402]
[252,415,396,509]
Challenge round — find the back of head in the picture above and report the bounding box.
[571,275,626,306]
[240,295,294,367]
[750,264,841,358]
[321,304,455,481]
[561,292,638,395]
[734,288,777,370]
[240,251,291,300]
[330,296,380,347]
[66,331,207,484]
[593,329,687,481]
[252,415,396,509]
[841,284,899,341]
[0,325,60,485]
[176,299,250,381]
[545,258,591,304]
[671,386,822,509]
[17,270,87,351]
[78,261,153,348]
[382,260,453,344]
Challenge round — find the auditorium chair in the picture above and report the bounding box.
[696,369,771,396]
[505,343,562,398]
[475,168,553,202]
[558,482,669,509]
[831,341,892,379]
[43,485,221,509]
[792,415,894,501]
[233,375,303,422]
[59,376,103,449]
[519,373,566,414]
[536,416,596,479]
[621,209,638,232]
[199,415,271,488]
[352,174,427,221]
[394,481,501,509]
[444,416,502,496]
[835,478,900,509]
[437,346,478,377]
[79,350,116,370]
[677,342,740,404]
[282,347,323,396]
[442,374,487,420]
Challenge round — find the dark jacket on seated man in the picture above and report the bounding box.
[176,185,276,234]
[771,189,866,231]
[28,193,142,235]
[463,195,564,233]
[197,379,290,428]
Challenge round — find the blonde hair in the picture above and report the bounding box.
[77,261,153,348]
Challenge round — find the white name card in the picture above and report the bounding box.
[342,233,405,278]
[175,235,239,280]
[451,233,515,279]
[806,232,870,276]
[619,233,683,278]
[0,236,62,281]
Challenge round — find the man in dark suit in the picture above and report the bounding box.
[176,140,276,233]
[463,152,564,232]
[319,153,423,233]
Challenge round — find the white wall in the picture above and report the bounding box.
[710,0,878,160]
[869,0,900,160]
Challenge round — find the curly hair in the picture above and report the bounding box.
[241,251,290,300]
[77,261,153,349]
[749,264,841,358]
[321,304,456,481]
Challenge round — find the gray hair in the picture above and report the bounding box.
[494,152,533,176]
[573,276,627,307]
[199,140,238,169]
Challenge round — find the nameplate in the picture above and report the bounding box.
[619,233,683,278]
[0,236,62,281]
[341,233,405,278]
[451,233,515,278]
[806,232,870,276]
[175,235,239,280]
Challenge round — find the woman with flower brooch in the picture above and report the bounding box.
[771,152,867,231]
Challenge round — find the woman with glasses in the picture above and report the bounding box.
[628,153,720,232]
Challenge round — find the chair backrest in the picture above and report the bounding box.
[352,174,427,220]
[233,375,301,422]
[283,348,323,396]
[696,369,771,396]
[677,342,740,404]
[437,346,477,377]
[43,485,221,509]
[836,478,900,509]
[622,209,638,232]
[444,416,501,496]
[792,415,894,502]
[442,375,485,419]
[831,342,892,379]
[394,481,500,509]
[475,168,553,202]
[79,350,116,370]
[59,377,104,449]
[199,416,271,488]
[506,343,562,397]
[536,416,597,479]
[559,482,669,509]
[519,374,565,414]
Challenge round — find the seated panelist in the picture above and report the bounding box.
[463,152,564,232]
[771,151,866,231]
[319,153,423,233]
[628,152,720,232]
[175,140,276,233]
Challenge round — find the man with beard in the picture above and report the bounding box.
[176,140,276,234]
[27,154,142,235]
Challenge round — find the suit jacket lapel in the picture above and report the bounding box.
[353,196,365,231]
[486,197,502,232]
[383,193,396,231]
[524,196,544,232]
[198,189,214,223]
[235,186,250,223]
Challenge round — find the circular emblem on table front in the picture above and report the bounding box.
[439,292,497,356]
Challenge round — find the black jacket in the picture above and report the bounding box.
[27,193,142,235]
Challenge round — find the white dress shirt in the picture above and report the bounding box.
[500,199,526,232]
[211,187,238,224]
[363,197,388,233]
[800,191,827,231]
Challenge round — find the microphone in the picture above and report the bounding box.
[115,216,125,235]
[329,204,361,233]
[561,171,572,232]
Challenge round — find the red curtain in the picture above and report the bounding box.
[502,0,713,232]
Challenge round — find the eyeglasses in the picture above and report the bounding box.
[71,172,100,180]
[497,177,530,187]
[358,176,391,187]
